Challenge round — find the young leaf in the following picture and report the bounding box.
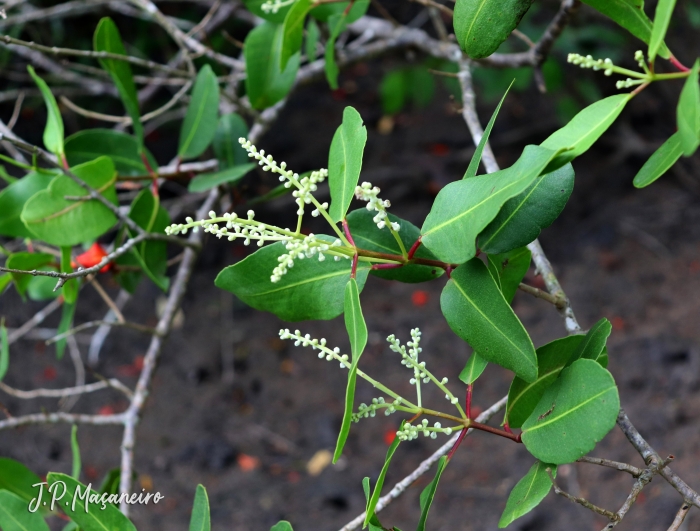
[478,164,575,255]
[459,353,488,385]
[65,129,158,176]
[70,425,81,480]
[541,94,632,171]
[305,18,321,61]
[454,0,534,58]
[0,320,8,381]
[21,157,118,247]
[521,359,620,464]
[421,145,558,265]
[127,189,170,291]
[56,301,76,359]
[0,490,50,531]
[328,107,367,222]
[61,247,77,305]
[189,485,211,531]
[270,522,294,531]
[213,114,249,170]
[325,13,347,90]
[344,278,368,361]
[648,0,676,62]
[416,456,448,531]
[281,0,312,69]
[93,18,143,147]
[5,253,55,296]
[505,336,583,429]
[27,65,64,158]
[464,81,513,179]
[677,59,700,156]
[188,164,256,192]
[245,22,300,110]
[0,170,56,238]
[633,132,683,188]
[46,472,138,531]
[441,259,538,382]
[565,318,612,367]
[364,423,403,528]
[215,241,370,321]
[487,247,532,304]
[346,209,444,283]
[333,357,358,463]
[498,461,556,528]
[179,65,220,160]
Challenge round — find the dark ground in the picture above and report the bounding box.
[2,15,700,530]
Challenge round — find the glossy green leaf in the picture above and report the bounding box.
[0,458,49,506]
[677,60,700,156]
[421,145,557,265]
[244,0,292,23]
[329,107,367,222]
[60,247,77,305]
[46,473,137,531]
[597,347,609,368]
[487,247,531,304]
[127,189,170,291]
[506,335,583,429]
[245,22,300,110]
[633,132,683,188]
[26,274,62,301]
[21,157,118,247]
[305,18,320,61]
[56,300,76,359]
[380,71,407,115]
[479,164,574,255]
[364,423,403,528]
[441,259,537,382]
[565,318,611,367]
[65,130,157,176]
[179,65,220,160]
[498,461,556,528]
[0,320,8,381]
[541,94,631,171]
[270,522,294,531]
[324,13,346,90]
[648,0,676,62]
[27,65,64,157]
[310,0,368,22]
[215,241,369,321]
[281,0,312,69]
[70,425,81,480]
[6,253,54,296]
[345,278,367,361]
[459,353,488,385]
[0,490,50,531]
[521,359,620,464]
[189,485,210,531]
[94,18,143,147]
[188,163,256,192]
[454,0,534,58]
[0,170,56,238]
[581,0,670,58]
[417,456,448,531]
[464,81,512,179]
[334,356,358,463]
[346,209,444,283]
[213,114,249,170]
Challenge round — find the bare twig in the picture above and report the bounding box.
[59,336,85,412]
[666,502,692,531]
[0,411,125,430]
[46,320,158,345]
[518,282,566,308]
[576,456,643,477]
[547,468,618,520]
[0,379,133,399]
[7,297,63,345]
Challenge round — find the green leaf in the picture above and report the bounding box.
[565,318,611,367]
[648,0,676,62]
[464,81,512,179]
[0,458,49,506]
[21,157,118,247]
[215,241,369,321]
[328,106,367,222]
[380,71,408,115]
[541,94,632,171]
[281,0,312,70]
[70,425,81,480]
[346,209,444,283]
[441,258,537,382]
[486,247,531,304]
[521,359,620,464]
[0,274,12,295]
[581,0,670,58]
[416,456,448,531]
[97,468,121,498]
[305,18,321,61]
[0,170,56,238]
[324,13,347,90]
[189,485,210,531]
[6,252,55,296]
[0,320,8,381]
[364,423,403,528]
[65,129,158,176]
[188,163,256,192]
[498,461,556,528]
[213,114,249,170]
[26,274,62,301]
[27,65,64,158]
[310,0,369,22]
[506,335,583,429]
[454,0,534,58]
[56,301,76,359]
[94,18,143,147]
[408,67,435,108]
[245,22,300,110]
[334,356,358,463]
[270,522,294,531]
[244,0,292,23]
[421,145,558,265]
[60,247,77,305]
[127,189,170,291]
[179,65,220,160]
[677,60,700,156]
[479,164,575,255]
[0,490,50,531]
[344,278,367,361]
[459,353,488,385]
[46,472,137,531]
[632,132,683,188]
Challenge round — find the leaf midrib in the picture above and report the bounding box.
[181,75,213,156]
[25,176,116,224]
[524,386,616,432]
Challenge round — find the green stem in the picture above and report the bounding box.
[388,226,408,259]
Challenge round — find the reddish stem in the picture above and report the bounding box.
[351,253,358,279]
[60,153,69,170]
[372,263,403,270]
[407,237,422,259]
[465,384,473,420]
[446,265,454,279]
[469,421,521,443]
[447,426,468,461]
[342,219,356,247]
[503,422,513,434]
[670,55,690,72]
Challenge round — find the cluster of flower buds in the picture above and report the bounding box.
[397,419,454,441]
[567,53,614,76]
[353,397,402,421]
[279,329,350,368]
[260,0,289,13]
[272,235,345,282]
[355,182,400,231]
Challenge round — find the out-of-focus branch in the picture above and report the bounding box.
[0,411,125,430]
[0,379,133,399]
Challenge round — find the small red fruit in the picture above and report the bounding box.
[73,243,112,273]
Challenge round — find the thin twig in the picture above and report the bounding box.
[0,379,133,399]
[547,468,618,520]
[576,456,643,477]
[0,411,125,430]
[46,320,158,345]
[666,502,692,531]
[518,282,566,308]
[88,277,125,323]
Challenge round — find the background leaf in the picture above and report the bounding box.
[179,65,220,160]
[188,164,256,192]
[0,171,56,238]
[459,353,488,385]
[127,189,170,291]
[364,423,402,528]
[676,60,700,156]
[281,0,312,69]
[0,458,49,506]
[0,490,50,531]
[498,461,556,528]
[324,13,347,89]
[27,65,64,158]
[0,320,8,381]
[189,485,211,531]
[213,114,249,170]
[416,456,448,531]
[60,247,77,305]
[305,18,320,61]
[486,247,531,304]
[379,70,407,115]
[565,318,611,367]
[270,522,294,531]
[6,252,55,296]
[648,0,676,62]
[65,130,157,176]
[70,425,81,480]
